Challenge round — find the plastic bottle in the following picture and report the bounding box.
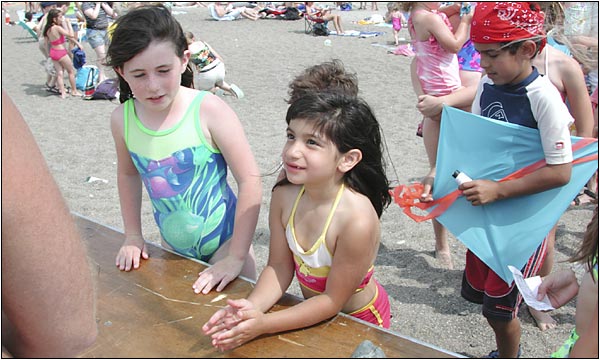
[452,170,472,186]
[460,2,471,16]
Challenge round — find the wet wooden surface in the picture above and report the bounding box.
[75,214,460,358]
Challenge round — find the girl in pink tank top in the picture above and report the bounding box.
[403,2,473,270]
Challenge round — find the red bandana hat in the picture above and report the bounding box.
[471,2,546,51]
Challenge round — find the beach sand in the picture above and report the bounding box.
[1,3,594,357]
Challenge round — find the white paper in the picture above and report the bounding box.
[508,265,555,311]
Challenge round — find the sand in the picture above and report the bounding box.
[1,3,594,358]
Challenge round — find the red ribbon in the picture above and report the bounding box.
[392,138,598,222]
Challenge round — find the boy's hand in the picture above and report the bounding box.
[459,179,501,205]
[115,235,149,271]
[193,255,244,294]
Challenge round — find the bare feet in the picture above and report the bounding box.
[528,306,557,331]
[435,250,454,270]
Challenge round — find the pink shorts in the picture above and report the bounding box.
[49,47,68,61]
[348,280,391,328]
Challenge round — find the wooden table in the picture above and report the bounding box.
[75,214,461,358]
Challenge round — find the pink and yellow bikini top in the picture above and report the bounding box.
[285,184,374,294]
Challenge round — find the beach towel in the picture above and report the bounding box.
[329,30,385,38]
[391,44,415,56]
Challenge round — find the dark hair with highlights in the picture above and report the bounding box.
[287,59,358,105]
[105,5,188,103]
[43,8,61,38]
[277,92,391,218]
[569,204,598,283]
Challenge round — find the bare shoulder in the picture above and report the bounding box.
[337,188,379,236]
[109,103,125,136]
[270,183,302,224]
[198,89,239,128]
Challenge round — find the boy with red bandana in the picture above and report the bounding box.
[460,2,574,357]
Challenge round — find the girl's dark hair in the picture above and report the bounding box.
[569,204,598,283]
[105,5,188,103]
[287,59,358,105]
[43,9,61,38]
[277,92,391,218]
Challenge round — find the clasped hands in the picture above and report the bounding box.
[202,298,264,352]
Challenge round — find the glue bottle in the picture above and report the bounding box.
[452,170,472,186]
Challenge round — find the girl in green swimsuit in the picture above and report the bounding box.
[106,5,262,295]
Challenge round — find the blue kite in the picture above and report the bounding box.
[393,106,598,284]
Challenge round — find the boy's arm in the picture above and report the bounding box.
[462,79,573,205]
[460,163,571,205]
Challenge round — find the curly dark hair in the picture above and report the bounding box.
[276,92,391,218]
[569,204,598,283]
[287,59,359,105]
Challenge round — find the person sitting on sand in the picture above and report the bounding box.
[305,2,344,34]
[209,2,260,21]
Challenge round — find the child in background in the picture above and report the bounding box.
[389,3,406,46]
[184,31,244,98]
[24,11,39,32]
[404,1,472,269]
[43,8,83,98]
[536,204,598,358]
[464,3,574,357]
[203,92,392,351]
[105,5,261,295]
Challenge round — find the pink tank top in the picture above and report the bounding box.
[409,10,461,96]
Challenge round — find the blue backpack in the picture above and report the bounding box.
[76,65,99,95]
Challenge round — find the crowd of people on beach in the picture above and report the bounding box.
[3,1,599,359]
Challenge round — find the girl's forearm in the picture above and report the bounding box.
[259,295,341,335]
[226,179,261,260]
[117,172,144,237]
[247,265,293,313]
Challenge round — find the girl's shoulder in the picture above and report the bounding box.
[271,183,302,214]
[334,187,378,231]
